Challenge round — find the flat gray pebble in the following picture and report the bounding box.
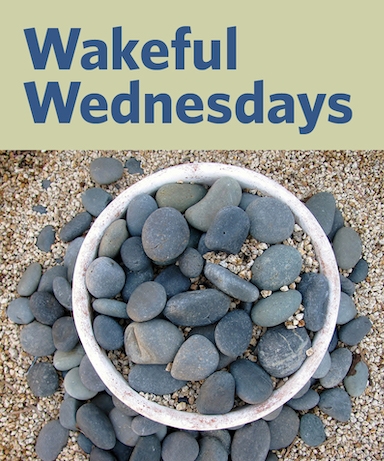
[52,316,79,351]
[155,183,207,212]
[127,281,166,322]
[287,389,319,411]
[125,157,144,174]
[196,370,235,414]
[7,297,34,324]
[338,316,372,346]
[312,351,332,379]
[76,403,116,449]
[92,393,115,415]
[79,354,106,392]
[251,290,302,327]
[305,191,336,235]
[64,236,84,283]
[93,298,129,319]
[344,360,369,397]
[64,367,98,400]
[154,265,190,298]
[53,343,85,371]
[52,276,73,310]
[38,265,67,293]
[90,446,117,461]
[318,387,352,422]
[268,405,300,450]
[128,364,187,395]
[332,226,362,270]
[126,193,158,236]
[131,415,165,436]
[29,291,65,326]
[37,225,55,252]
[35,420,69,461]
[129,434,161,461]
[299,413,326,447]
[17,262,42,296]
[108,408,140,446]
[298,272,329,332]
[59,211,93,242]
[93,315,124,350]
[328,207,344,240]
[348,257,369,283]
[20,321,56,356]
[86,256,125,298]
[82,187,113,217]
[239,192,260,210]
[337,291,357,325]
[77,433,93,454]
[340,274,355,296]
[33,205,48,214]
[122,265,154,302]
[214,310,253,357]
[59,397,82,430]
[99,219,129,258]
[231,420,271,461]
[121,236,151,272]
[202,430,231,454]
[90,157,124,185]
[161,431,199,461]
[196,436,228,461]
[27,361,59,397]
[178,247,204,278]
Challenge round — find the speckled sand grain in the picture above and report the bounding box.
[0,150,383,460]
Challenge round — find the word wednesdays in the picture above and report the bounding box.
[23,27,352,133]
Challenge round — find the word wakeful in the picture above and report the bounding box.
[23,27,352,134]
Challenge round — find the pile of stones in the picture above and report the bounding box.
[7,158,372,461]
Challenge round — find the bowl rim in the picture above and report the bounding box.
[72,162,340,430]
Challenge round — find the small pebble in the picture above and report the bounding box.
[332,226,362,270]
[305,191,336,235]
[82,187,113,217]
[6,298,34,324]
[112,395,139,417]
[36,225,55,252]
[38,265,67,293]
[20,321,56,357]
[348,258,369,283]
[196,370,235,414]
[77,433,94,454]
[90,446,117,461]
[29,291,65,326]
[122,265,154,302]
[268,405,300,450]
[35,420,69,461]
[340,274,356,296]
[337,292,357,325]
[131,415,165,436]
[53,343,85,371]
[297,272,329,332]
[155,183,207,212]
[93,298,129,319]
[52,276,73,310]
[178,247,204,278]
[27,361,59,397]
[343,360,369,397]
[33,205,48,214]
[86,256,126,298]
[129,434,161,461]
[120,236,151,272]
[59,211,93,243]
[90,157,124,185]
[231,420,271,461]
[126,193,158,236]
[59,397,82,430]
[79,354,106,392]
[299,413,326,447]
[128,364,187,395]
[42,179,51,189]
[312,351,332,379]
[202,430,231,454]
[52,316,79,352]
[161,431,199,461]
[214,310,253,357]
[196,436,227,461]
[125,157,144,174]
[338,316,372,346]
[64,367,98,400]
[93,315,124,351]
[318,387,352,422]
[76,403,116,449]
[287,389,319,411]
[251,289,302,327]
[99,219,129,258]
[17,262,42,296]
[154,265,190,298]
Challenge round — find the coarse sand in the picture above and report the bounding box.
[0,150,383,460]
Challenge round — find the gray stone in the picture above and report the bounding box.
[86,257,125,298]
[291,380,311,399]
[60,211,93,242]
[204,263,259,302]
[127,281,166,322]
[29,291,65,326]
[6,297,34,324]
[320,348,353,388]
[262,406,283,422]
[35,420,69,461]
[77,433,93,454]
[201,430,231,454]
[82,187,113,217]
[93,315,124,351]
[33,205,48,214]
[76,403,116,449]
[98,219,129,259]
[52,316,79,351]
[111,441,134,460]
[305,191,336,235]
[154,265,190,298]
[142,207,190,264]
[64,237,84,283]
[90,157,124,185]
[214,310,253,357]
[128,364,187,395]
[312,351,332,379]
[91,393,115,415]
[64,367,98,400]
[257,325,311,378]
[125,319,184,365]
[155,183,207,212]
[298,272,329,332]
[344,360,369,397]
[178,247,204,278]
[59,397,82,430]
[338,316,372,346]
[299,413,326,447]
[205,206,250,254]
[20,321,56,357]
[337,292,357,325]
[340,274,356,296]
[93,299,129,319]
[251,290,302,327]
[27,361,59,397]
[185,177,242,232]
[287,389,319,410]
[348,258,369,283]
[38,265,67,293]
[126,193,158,236]
[318,388,351,422]
[89,446,117,461]
[231,420,271,461]
[52,276,73,310]
[53,343,85,371]
[122,265,154,302]
[17,262,42,296]
[239,192,260,210]
[197,233,210,255]
[129,435,161,461]
[229,359,273,405]
[196,436,228,461]
[332,227,362,270]
[79,354,106,392]
[131,415,165,436]
[328,328,339,352]
[161,431,199,461]
[37,225,55,252]
[196,371,235,414]
[121,236,151,272]
[112,395,139,417]
[125,157,144,174]
[251,244,302,291]
[42,179,51,189]
[171,335,219,381]
[268,405,300,450]
[187,324,216,344]
[328,207,345,240]
[247,197,295,244]
[164,289,230,327]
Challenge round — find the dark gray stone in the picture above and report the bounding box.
[90,446,117,461]
[161,431,199,461]
[262,406,283,422]
[197,233,210,255]
[129,435,161,461]
[64,367,98,400]
[128,364,187,395]
[205,206,250,254]
[318,387,352,422]
[155,183,207,212]
[131,415,165,436]
[91,393,114,415]
[42,179,51,189]
[37,225,55,252]
[305,191,336,235]
[178,247,204,278]
[120,236,151,272]
[52,276,73,310]
[60,211,93,242]
[344,360,369,397]
[230,359,273,404]
[90,157,124,185]
[247,197,295,244]
[64,237,84,283]
[125,157,144,174]
[171,335,219,381]
[60,397,82,430]
[214,310,253,357]
[299,413,326,447]
[196,371,235,414]
[126,193,158,236]
[33,205,47,214]
[20,321,56,357]
[79,354,106,392]
[201,430,231,454]
[257,325,311,378]
[251,244,302,291]
[332,226,362,270]
[340,274,355,296]
[231,420,271,461]
[82,187,113,217]
[17,262,42,296]
[312,351,332,379]
[112,395,139,417]
[35,420,69,461]
[298,272,329,332]
[142,207,190,264]
[327,207,344,240]
[38,265,67,293]
[337,292,357,325]
[348,258,369,283]
[122,265,154,302]
[86,257,125,299]
[93,315,124,351]
[328,328,339,352]
[6,298,34,324]
[99,219,129,259]
[27,361,59,397]
[196,436,228,461]
[108,409,140,446]
[164,289,230,327]
[268,405,300,450]
[320,348,353,388]
[154,265,190,298]
[52,316,79,351]
[77,433,94,454]
[126,281,166,322]
[111,440,134,460]
[204,263,259,302]
[93,299,129,319]
[338,316,372,346]
[287,389,319,411]
[76,403,116,449]
[239,192,260,210]
[125,319,184,364]
[251,290,302,327]
[187,324,216,344]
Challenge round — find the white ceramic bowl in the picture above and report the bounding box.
[72,163,340,430]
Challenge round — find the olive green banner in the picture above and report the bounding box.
[1,1,383,149]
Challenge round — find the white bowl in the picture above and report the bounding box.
[72,163,340,430]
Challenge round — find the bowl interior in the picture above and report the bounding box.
[72,163,340,430]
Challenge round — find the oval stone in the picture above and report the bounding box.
[251,244,302,291]
[127,281,167,322]
[312,351,332,379]
[328,207,345,240]
[299,413,326,447]
[185,177,242,232]
[98,219,129,259]
[142,207,190,264]
[251,290,302,327]
[20,321,56,357]
[337,292,357,325]
[52,316,79,352]
[338,316,372,346]
[79,354,106,392]
[52,276,73,310]
[298,272,329,332]
[89,157,124,185]
[126,193,158,236]
[344,360,369,397]
[38,266,67,293]
[6,297,34,324]
[17,262,42,296]
[53,343,85,371]
[320,347,353,388]
[164,289,231,327]
[27,361,59,397]
[93,315,124,350]
[332,226,362,270]
[155,183,207,212]
[36,225,55,252]
[64,367,98,400]
[231,420,271,461]
[340,274,355,296]
[239,192,260,210]
[86,257,125,298]
[161,431,199,461]
[196,436,227,461]
[178,247,204,278]
[196,371,235,415]
[81,187,113,217]
[129,435,161,461]
[246,197,295,244]
[59,211,93,243]
[121,236,151,272]
[268,405,300,450]
[128,364,187,395]
[131,415,165,436]
[257,325,311,378]
[204,263,259,302]
[348,258,369,283]
[122,265,154,302]
[318,387,352,422]
[154,265,190,298]
[35,420,69,461]
[64,236,84,283]
[93,298,129,319]
[108,408,140,446]
[89,446,117,460]
[287,389,319,411]
[59,397,82,431]
[214,310,253,357]
[76,403,116,449]
[305,191,336,235]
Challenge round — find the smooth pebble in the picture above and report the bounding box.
[81,187,113,217]
[98,219,129,258]
[154,265,190,298]
[36,225,55,252]
[93,298,129,319]
[59,211,92,242]
[348,258,369,283]
[305,191,336,235]
[251,289,302,327]
[121,236,151,272]
[337,291,357,325]
[7,297,34,324]
[76,403,116,449]
[35,420,69,461]
[79,354,106,392]
[20,321,56,357]
[52,276,73,310]
[231,420,271,461]
[214,310,253,357]
[128,364,187,395]
[196,371,235,415]
[332,226,362,270]
[268,405,300,450]
[161,431,199,461]
[343,360,369,397]
[338,316,372,346]
[108,408,140,446]
[318,387,352,422]
[86,256,125,298]
[299,413,326,447]
[53,343,85,371]
[126,193,158,236]
[17,262,42,296]
[64,367,98,400]
[297,272,329,332]
[27,361,59,397]
[89,157,124,185]
[155,183,207,212]
[93,315,124,350]
[178,247,204,278]
[52,316,79,352]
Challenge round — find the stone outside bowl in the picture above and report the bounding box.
[72,162,340,431]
